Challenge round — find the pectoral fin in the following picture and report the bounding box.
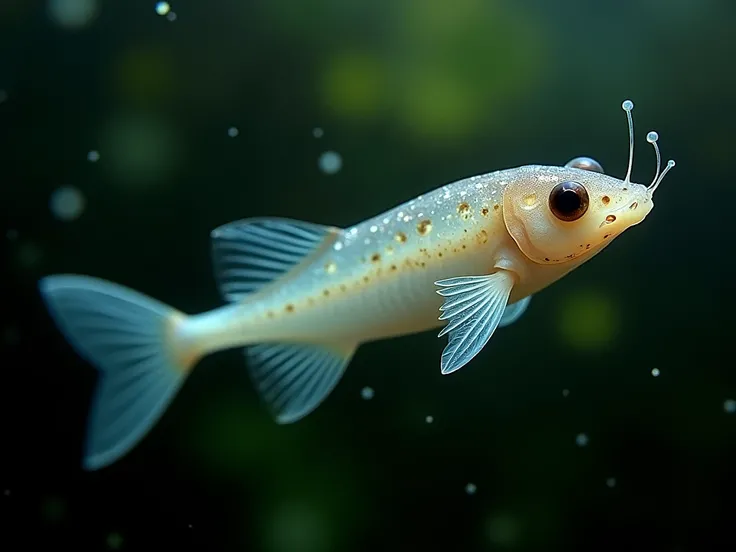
[499,295,531,328]
[435,271,515,375]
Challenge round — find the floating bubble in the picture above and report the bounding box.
[155,2,170,15]
[651,368,660,377]
[166,11,177,21]
[360,386,374,400]
[575,433,589,447]
[562,389,570,398]
[465,483,477,495]
[606,477,617,488]
[318,151,342,175]
[47,0,99,30]
[724,399,736,414]
[425,415,434,424]
[312,127,324,138]
[87,150,100,162]
[49,186,86,221]
[227,127,239,137]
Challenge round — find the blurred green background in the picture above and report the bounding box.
[1,0,735,550]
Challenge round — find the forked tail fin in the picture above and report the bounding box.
[39,275,200,470]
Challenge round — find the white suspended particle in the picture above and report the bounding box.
[562,389,570,398]
[49,186,86,222]
[360,386,374,400]
[651,368,660,377]
[87,150,100,162]
[425,415,434,424]
[312,127,324,138]
[333,241,343,251]
[166,11,177,21]
[575,433,589,447]
[606,477,617,488]
[155,1,170,15]
[465,483,477,495]
[724,399,736,414]
[369,225,378,233]
[227,127,239,138]
[318,151,342,175]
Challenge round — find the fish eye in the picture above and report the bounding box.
[565,156,604,174]
[549,181,589,222]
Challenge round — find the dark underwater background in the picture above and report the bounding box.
[1,1,734,550]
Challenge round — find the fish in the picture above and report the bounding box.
[39,99,675,470]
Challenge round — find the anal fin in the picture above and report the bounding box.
[245,341,357,423]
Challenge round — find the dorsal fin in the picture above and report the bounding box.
[210,217,342,302]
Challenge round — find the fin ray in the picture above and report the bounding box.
[435,272,515,375]
[245,342,356,423]
[211,218,341,302]
[39,275,196,470]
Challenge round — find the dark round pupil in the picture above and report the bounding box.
[555,188,582,214]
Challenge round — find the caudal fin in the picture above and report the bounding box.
[39,275,197,470]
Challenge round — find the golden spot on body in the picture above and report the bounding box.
[630,202,638,210]
[417,219,433,236]
[523,193,537,207]
[544,257,550,261]
[604,234,611,239]
[477,229,488,245]
[340,284,347,292]
[586,244,591,249]
[462,244,466,249]
[438,252,443,257]
[285,304,295,313]
[390,264,397,271]
[481,207,489,216]
[602,195,610,205]
[363,276,370,283]
[323,289,330,296]
[395,231,407,243]
[420,261,426,267]
[325,261,337,274]
[493,204,500,211]
[605,215,616,223]
[371,253,381,262]
[458,202,472,220]
[622,187,628,191]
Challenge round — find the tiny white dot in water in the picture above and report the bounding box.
[227,127,239,137]
[651,368,660,377]
[369,225,378,233]
[49,186,86,221]
[155,1,170,15]
[575,433,589,447]
[606,477,617,488]
[333,242,343,251]
[361,386,374,400]
[87,150,100,162]
[465,483,477,495]
[425,415,434,424]
[724,399,736,414]
[312,127,324,138]
[562,389,570,398]
[166,11,177,21]
[318,151,342,175]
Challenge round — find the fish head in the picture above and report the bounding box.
[501,99,675,266]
